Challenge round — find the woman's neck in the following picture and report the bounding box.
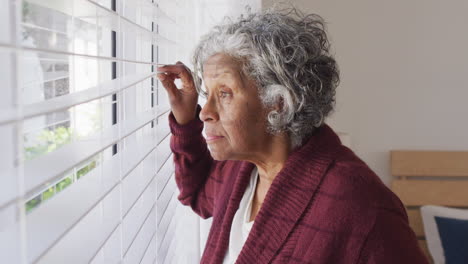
[250,133,292,205]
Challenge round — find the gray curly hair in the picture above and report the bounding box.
[192,7,340,149]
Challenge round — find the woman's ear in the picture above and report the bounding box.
[262,84,295,124]
[275,97,285,113]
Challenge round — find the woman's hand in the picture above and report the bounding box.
[157,62,199,125]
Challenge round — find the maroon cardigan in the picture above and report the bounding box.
[168,105,429,264]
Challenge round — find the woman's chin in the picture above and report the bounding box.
[209,151,228,161]
[207,147,230,161]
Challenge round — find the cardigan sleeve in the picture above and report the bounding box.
[357,208,431,264]
[168,104,224,219]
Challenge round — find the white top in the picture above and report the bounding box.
[222,166,259,263]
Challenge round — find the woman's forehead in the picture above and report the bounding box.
[202,54,242,78]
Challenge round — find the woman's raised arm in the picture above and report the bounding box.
[157,62,222,219]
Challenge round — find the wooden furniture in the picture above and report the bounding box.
[390,150,468,263]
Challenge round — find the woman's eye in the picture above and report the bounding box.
[219,91,230,98]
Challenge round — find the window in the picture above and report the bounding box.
[0,0,197,263]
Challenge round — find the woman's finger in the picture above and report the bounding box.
[157,63,196,92]
[157,73,178,98]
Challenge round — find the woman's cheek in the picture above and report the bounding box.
[223,117,248,149]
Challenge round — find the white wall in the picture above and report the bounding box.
[263,0,468,185]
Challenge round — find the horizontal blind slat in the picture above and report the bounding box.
[123,177,157,254]
[164,205,187,264]
[0,166,17,209]
[157,154,174,199]
[96,223,122,263]
[28,152,156,259]
[140,232,157,264]
[154,5,176,25]
[156,195,179,264]
[26,136,158,262]
[123,206,157,264]
[22,72,153,120]
[153,33,178,46]
[35,197,121,263]
[23,107,166,200]
[157,175,177,227]
[169,208,200,264]
[121,143,156,188]
[0,204,22,263]
[27,167,107,262]
[155,134,172,172]
[122,151,157,216]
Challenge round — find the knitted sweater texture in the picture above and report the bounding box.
[168,106,429,264]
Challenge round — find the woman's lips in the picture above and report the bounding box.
[205,135,224,142]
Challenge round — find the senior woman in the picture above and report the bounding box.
[157,9,429,264]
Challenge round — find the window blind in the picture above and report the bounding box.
[0,0,198,263]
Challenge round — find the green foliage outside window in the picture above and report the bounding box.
[25,195,41,213]
[24,125,73,213]
[56,175,73,192]
[24,158,99,214]
[24,126,73,161]
[77,160,97,180]
[23,123,98,213]
[42,187,55,201]
[25,173,77,214]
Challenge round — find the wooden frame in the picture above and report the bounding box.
[390,150,468,263]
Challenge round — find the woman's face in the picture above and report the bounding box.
[199,53,271,161]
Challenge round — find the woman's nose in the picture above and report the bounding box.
[199,97,219,122]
